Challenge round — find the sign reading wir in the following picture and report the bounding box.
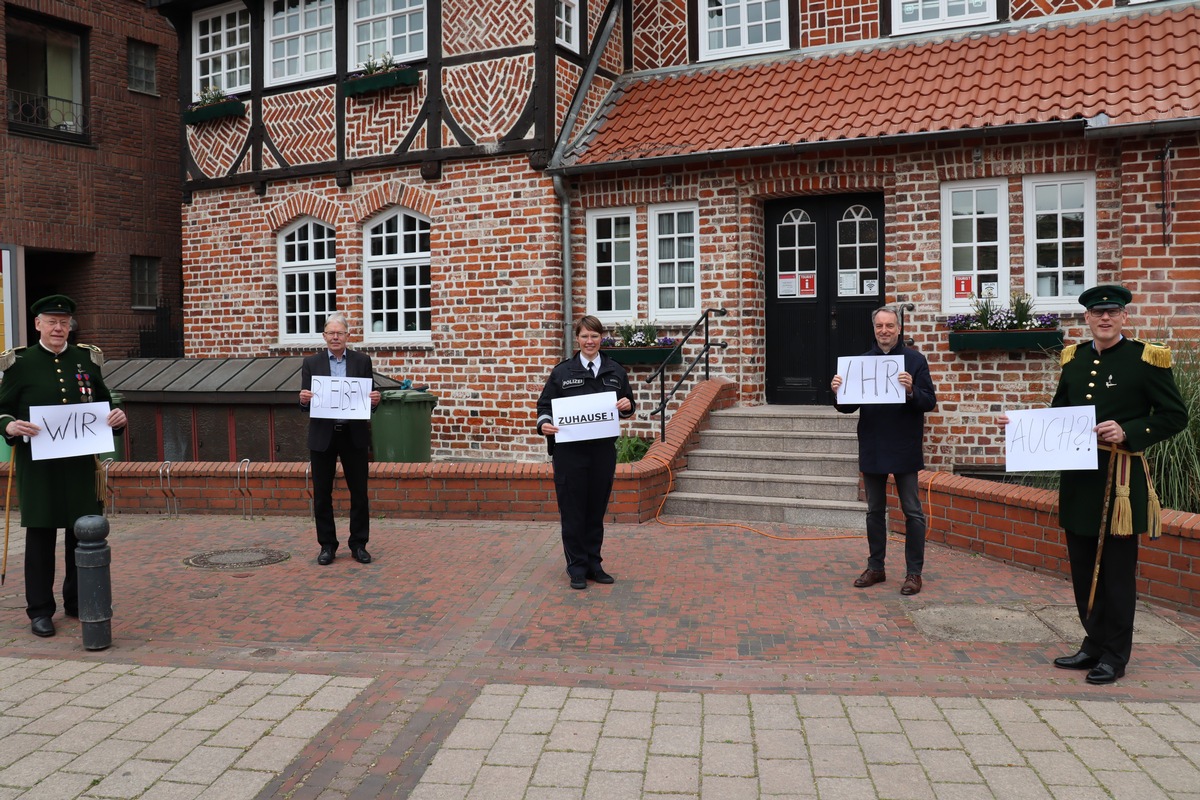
[29,401,115,461]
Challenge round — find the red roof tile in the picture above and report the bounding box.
[563,5,1200,170]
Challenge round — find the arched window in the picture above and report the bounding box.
[279,218,336,341]
[775,209,816,298]
[836,205,880,297]
[363,208,432,341]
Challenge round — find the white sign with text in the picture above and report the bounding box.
[29,401,115,461]
[551,392,619,443]
[835,355,905,404]
[1005,405,1098,472]
[309,375,373,420]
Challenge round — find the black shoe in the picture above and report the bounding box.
[351,547,372,564]
[317,547,336,566]
[1053,650,1100,670]
[31,617,55,637]
[570,575,587,590]
[1086,662,1125,685]
[587,569,615,584]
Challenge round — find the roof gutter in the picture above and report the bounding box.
[549,119,1091,176]
[1082,114,1200,139]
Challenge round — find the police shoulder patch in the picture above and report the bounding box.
[1059,343,1078,367]
[0,346,24,372]
[79,343,105,368]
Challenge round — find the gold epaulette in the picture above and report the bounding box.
[1059,343,1078,367]
[1135,338,1173,369]
[0,346,24,372]
[79,343,105,369]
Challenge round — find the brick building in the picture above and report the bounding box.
[0,0,182,357]
[154,0,1199,467]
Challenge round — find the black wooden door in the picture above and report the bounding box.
[765,194,885,404]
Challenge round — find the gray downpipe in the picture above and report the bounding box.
[553,175,572,359]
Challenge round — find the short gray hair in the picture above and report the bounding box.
[871,306,898,324]
[324,313,350,333]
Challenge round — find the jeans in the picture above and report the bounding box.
[862,472,926,576]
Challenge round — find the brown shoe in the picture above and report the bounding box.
[900,574,922,595]
[854,569,886,588]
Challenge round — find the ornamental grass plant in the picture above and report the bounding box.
[1147,333,1200,514]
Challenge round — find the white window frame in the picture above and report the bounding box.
[555,0,580,52]
[349,0,427,70]
[363,208,433,344]
[192,2,251,96]
[1022,173,1096,313]
[649,202,700,323]
[836,205,882,298]
[278,218,338,343]
[890,0,996,36]
[266,0,335,87]
[586,208,637,325]
[698,0,788,61]
[940,178,1009,314]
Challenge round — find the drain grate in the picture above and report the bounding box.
[184,548,291,571]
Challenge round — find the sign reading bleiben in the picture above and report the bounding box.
[551,392,619,443]
[835,355,905,404]
[309,375,372,420]
[1004,405,1098,472]
[29,401,115,461]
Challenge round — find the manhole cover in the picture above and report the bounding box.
[184,548,291,571]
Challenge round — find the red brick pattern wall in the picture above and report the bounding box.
[0,0,181,357]
[1010,0,1111,21]
[262,88,337,166]
[346,80,428,158]
[442,0,534,56]
[800,0,880,48]
[187,110,252,179]
[444,56,537,145]
[632,0,688,70]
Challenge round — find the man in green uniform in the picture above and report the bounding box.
[0,295,127,637]
[1049,285,1187,684]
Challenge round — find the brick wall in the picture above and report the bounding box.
[0,0,181,357]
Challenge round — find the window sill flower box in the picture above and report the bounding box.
[947,329,1065,352]
[605,347,682,366]
[342,68,419,97]
[182,99,246,125]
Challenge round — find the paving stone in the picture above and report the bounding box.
[643,754,699,793]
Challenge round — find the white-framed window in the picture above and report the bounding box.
[555,0,580,51]
[193,2,251,96]
[891,0,996,36]
[649,203,699,321]
[586,209,636,324]
[940,179,1009,313]
[363,208,432,341]
[699,0,788,61]
[350,0,426,69]
[836,205,881,297]
[775,209,817,299]
[279,218,337,341]
[267,0,335,86]
[1023,173,1095,312]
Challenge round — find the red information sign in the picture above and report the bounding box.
[954,275,973,299]
[799,274,816,297]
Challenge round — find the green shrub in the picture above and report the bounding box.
[615,436,651,463]
[1147,336,1200,513]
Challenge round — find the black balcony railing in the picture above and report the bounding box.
[7,89,91,137]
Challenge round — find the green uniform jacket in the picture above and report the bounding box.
[1051,337,1188,537]
[0,343,114,528]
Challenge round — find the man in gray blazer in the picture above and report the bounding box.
[298,313,380,565]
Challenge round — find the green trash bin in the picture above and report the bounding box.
[371,389,437,462]
[97,391,125,462]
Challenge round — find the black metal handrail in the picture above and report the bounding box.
[7,89,90,137]
[645,307,728,442]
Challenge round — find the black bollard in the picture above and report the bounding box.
[74,515,112,651]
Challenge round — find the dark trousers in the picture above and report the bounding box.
[863,472,926,575]
[311,429,370,551]
[553,438,617,579]
[25,526,77,619]
[1065,529,1138,669]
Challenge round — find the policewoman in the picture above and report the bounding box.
[1048,285,1187,684]
[0,295,127,638]
[536,316,635,590]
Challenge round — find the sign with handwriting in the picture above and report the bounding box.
[1005,405,1098,472]
[551,392,619,443]
[29,401,115,461]
[835,355,905,404]
[309,375,372,420]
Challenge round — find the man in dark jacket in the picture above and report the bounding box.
[298,313,380,566]
[0,294,127,637]
[831,306,938,596]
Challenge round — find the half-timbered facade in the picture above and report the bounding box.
[154,0,1200,467]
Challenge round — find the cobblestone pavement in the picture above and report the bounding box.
[0,514,1197,799]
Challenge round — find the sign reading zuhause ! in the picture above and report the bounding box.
[835,355,905,404]
[1004,405,1098,472]
[551,392,619,443]
[29,401,115,461]
[309,375,373,420]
